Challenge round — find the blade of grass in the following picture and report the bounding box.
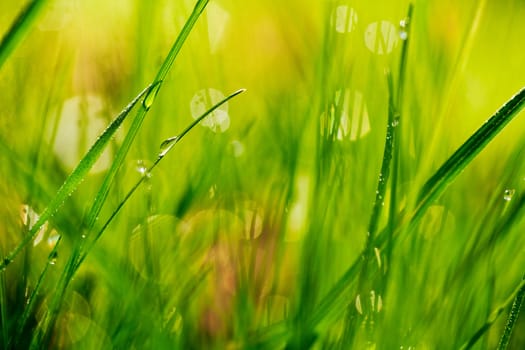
[0,84,152,271]
[13,236,62,347]
[75,88,246,271]
[459,277,525,350]
[0,268,8,349]
[82,0,209,235]
[0,0,48,70]
[497,275,525,350]
[29,2,210,347]
[341,69,399,346]
[414,86,525,224]
[342,5,413,346]
[253,86,525,348]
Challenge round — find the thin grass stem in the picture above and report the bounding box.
[0,0,48,70]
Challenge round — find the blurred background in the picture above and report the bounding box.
[0,0,524,348]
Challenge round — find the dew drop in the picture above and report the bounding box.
[159,136,179,157]
[391,118,400,127]
[143,81,162,110]
[399,30,408,40]
[503,189,515,201]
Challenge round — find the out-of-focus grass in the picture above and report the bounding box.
[1,0,525,349]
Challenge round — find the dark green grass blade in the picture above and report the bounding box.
[13,236,62,347]
[0,0,48,70]
[75,88,246,271]
[341,69,399,345]
[341,5,413,346]
[0,270,8,349]
[82,0,209,235]
[460,278,525,350]
[268,87,525,345]
[0,84,152,271]
[497,275,525,350]
[414,87,525,224]
[29,3,210,347]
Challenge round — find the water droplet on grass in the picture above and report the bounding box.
[159,136,179,157]
[190,88,231,133]
[391,118,400,127]
[332,5,358,33]
[143,81,162,110]
[504,189,515,201]
[364,21,399,55]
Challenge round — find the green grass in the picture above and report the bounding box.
[1,0,525,349]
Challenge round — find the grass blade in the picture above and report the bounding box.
[82,0,209,235]
[0,0,48,70]
[0,84,152,271]
[288,86,525,344]
[13,236,62,348]
[29,2,210,347]
[459,278,525,349]
[497,275,525,350]
[342,5,413,345]
[414,86,525,223]
[75,88,246,271]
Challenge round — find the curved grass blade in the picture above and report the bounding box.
[342,5,413,346]
[0,0,48,70]
[459,278,525,350]
[342,69,399,345]
[262,87,525,347]
[82,0,209,235]
[75,88,246,271]
[497,275,525,350]
[0,84,152,271]
[414,86,525,224]
[13,236,62,347]
[30,2,210,347]
[0,269,7,349]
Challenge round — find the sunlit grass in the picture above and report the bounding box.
[1,0,525,349]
